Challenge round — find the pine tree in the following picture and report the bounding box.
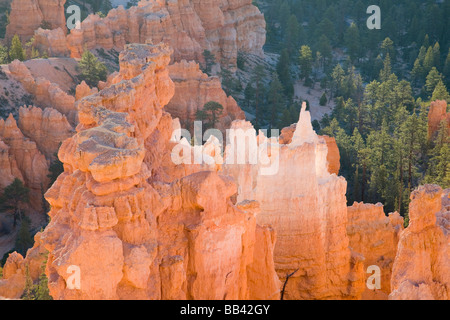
[381,37,395,60]
[15,218,33,256]
[202,50,215,75]
[9,34,26,61]
[432,42,441,70]
[0,178,29,228]
[425,67,443,95]
[379,54,392,82]
[423,46,435,75]
[431,79,450,102]
[284,15,301,57]
[267,74,284,130]
[319,92,328,106]
[299,45,313,81]
[276,49,293,99]
[78,50,107,87]
[344,23,360,62]
[0,43,9,64]
[250,64,266,130]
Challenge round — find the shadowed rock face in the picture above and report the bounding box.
[0,43,280,300]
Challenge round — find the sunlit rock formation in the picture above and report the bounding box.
[389,185,449,300]
[19,0,265,68]
[166,60,245,133]
[5,0,67,41]
[347,203,403,300]
[0,114,49,199]
[17,105,74,159]
[3,42,280,300]
[428,100,450,139]
[7,60,77,126]
[223,103,365,299]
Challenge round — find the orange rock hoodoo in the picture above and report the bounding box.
[25,43,280,300]
[6,0,67,41]
[15,0,266,67]
[389,185,449,300]
[428,100,450,139]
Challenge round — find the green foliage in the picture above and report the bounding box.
[21,252,52,300]
[196,101,224,129]
[78,50,107,87]
[9,34,26,61]
[299,45,313,81]
[319,92,327,106]
[202,50,216,75]
[431,80,450,102]
[0,178,30,228]
[15,217,33,256]
[0,43,9,64]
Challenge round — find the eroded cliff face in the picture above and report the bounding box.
[0,114,49,196]
[13,43,281,300]
[221,104,365,300]
[347,203,403,300]
[12,0,265,67]
[389,185,449,300]
[7,60,77,126]
[5,0,67,41]
[166,60,245,133]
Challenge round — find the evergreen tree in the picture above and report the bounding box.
[299,45,313,82]
[276,49,293,99]
[0,43,8,64]
[379,54,392,82]
[319,92,327,106]
[9,34,26,61]
[344,23,360,62]
[196,101,223,129]
[431,79,450,101]
[250,64,266,129]
[425,67,443,95]
[423,46,435,75]
[0,178,29,228]
[267,74,284,130]
[78,50,107,87]
[202,50,215,75]
[15,218,33,256]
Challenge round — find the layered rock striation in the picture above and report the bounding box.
[5,0,67,41]
[22,0,265,67]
